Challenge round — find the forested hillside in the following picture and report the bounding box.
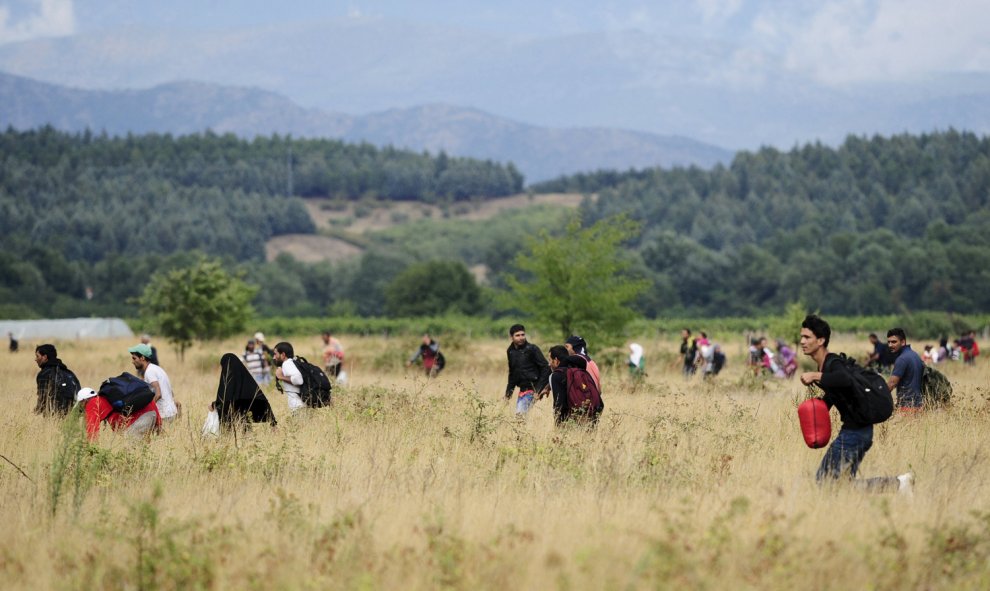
[0,127,523,318]
[537,130,990,315]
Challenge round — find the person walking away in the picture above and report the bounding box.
[34,344,80,416]
[408,333,444,378]
[9,332,17,353]
[565,335,601,391]
[504,324,550,416]
[321,330,345,378]
[273,342,306,414]
[76,387,161,440]
[885,328,925,412]
[706,344,726,378]
[547,345,604,425]
[243,339,269,385]
[129,344,180,422]
[798,315,912,492]
[211,353,277,428]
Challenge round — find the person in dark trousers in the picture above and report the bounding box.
[798,315,913,493]
[680,329,697,377]
[34,344,79,416]
[504,324,550,416]
[886,328,925,411]
[210,353,277,428]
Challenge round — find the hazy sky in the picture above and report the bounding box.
[2,0,988,89]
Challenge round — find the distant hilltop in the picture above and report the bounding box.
[0,71,732,182]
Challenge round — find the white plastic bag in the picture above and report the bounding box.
[336,370,348,385]
[202,409,220,437]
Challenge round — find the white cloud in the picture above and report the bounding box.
[0,0,75,45]
[694,0,744,23]
[778,0,990,85]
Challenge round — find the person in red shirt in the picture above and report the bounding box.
[76,387,161,440]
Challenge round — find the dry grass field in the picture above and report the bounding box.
[2,332,989,590]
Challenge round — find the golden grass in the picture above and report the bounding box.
[2,334,990,590]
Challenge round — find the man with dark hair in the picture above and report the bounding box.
[798,315,912,493]
[505,324,550,416]
[548,345,603,425]
[34,344,80,416]
[273,341,306,413]
[140,334,160,367]
[129,343,179,421]
[886,328,925,411]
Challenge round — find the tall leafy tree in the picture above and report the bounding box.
[502,214,647,342]
[138,258,257,359]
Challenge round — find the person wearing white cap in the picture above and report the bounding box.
[129,343,180,421]
[76,387,161,440]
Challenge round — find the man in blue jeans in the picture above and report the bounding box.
[798,315,913,493]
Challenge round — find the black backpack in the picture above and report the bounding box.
[295,357,332,407]
[435,351,446,371]
[54,366,81,407]
[836,354,894,425]
[921,365,952,408]
[98,372,155,415]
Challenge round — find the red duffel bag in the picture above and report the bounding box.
[798,398,831,448]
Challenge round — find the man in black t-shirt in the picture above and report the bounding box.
[799,316,912,492]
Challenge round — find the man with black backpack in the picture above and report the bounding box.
[76,386,161,440]
[273,341,307,413]
[798,315,913,493]
[34,344,80,416]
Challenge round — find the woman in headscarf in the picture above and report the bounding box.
[628,343,646,378]
[210,353,277,428]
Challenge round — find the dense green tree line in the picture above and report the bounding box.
[536,131,990,316]
[0,127,522,318]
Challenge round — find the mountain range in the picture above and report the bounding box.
[1,17,988,154]
[0,70,732,181]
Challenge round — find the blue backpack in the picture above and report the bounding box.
[98,372,155,415]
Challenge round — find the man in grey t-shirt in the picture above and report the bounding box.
[886,328,925,409]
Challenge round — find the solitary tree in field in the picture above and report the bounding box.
[502,214,647,342]
[138,257,257,360]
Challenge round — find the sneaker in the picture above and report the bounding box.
[897,472,914,496]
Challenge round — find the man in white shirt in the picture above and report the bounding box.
[273,341,306,413]
[129,343,180,421]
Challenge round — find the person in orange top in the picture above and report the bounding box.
[76,387,161,440]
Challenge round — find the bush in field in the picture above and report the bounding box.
[385,260,483,317]
[138,257,257,359]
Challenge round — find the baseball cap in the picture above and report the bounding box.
[254,332,265,341]
[128,343,153,358]
[565,335,587,350]
[76,387,97,402]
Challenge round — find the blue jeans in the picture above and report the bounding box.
[516,391,534,415]
[816,425,873,482]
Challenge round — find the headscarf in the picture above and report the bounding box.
[629,343,644,366]
[215,353,276,425]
